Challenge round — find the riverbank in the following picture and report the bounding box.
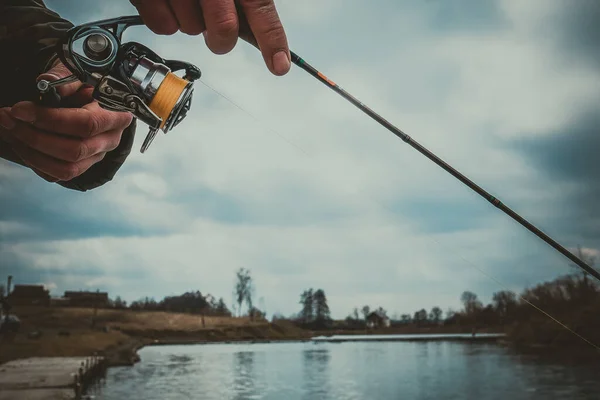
[0,306,316,367]
[7,305,596,369]
[0,306,511,367]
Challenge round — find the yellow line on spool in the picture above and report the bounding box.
[149,72,189,129]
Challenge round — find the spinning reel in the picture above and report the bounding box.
[37,16,201,153]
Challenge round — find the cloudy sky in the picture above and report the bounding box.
[1,0,600,319]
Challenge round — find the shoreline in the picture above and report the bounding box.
[103,331,508,367]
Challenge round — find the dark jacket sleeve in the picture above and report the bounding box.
[0,0,136,192]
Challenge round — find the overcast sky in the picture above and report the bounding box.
[1,0,599,319]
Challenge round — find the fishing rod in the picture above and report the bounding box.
[288,51,600,283]
[36,15,599,283]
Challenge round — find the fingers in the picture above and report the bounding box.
[130,0,179,35]
[169,0,205,35]
[9,100,133,138]
[2,103,127,183]
[9,139,106,182]
[238,0,290,75]
[8,121,122,163]
[200,0,239,54]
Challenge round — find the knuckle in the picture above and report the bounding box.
[119,112,134,128]
[260,20,285,42]
[85,113,101,137]
[76,141,89,162]
[108,136,121,151]
[213,14,239,38]
[61,163,81,181]
[240,0,285,41]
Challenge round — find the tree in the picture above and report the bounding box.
[413,309,428,325]
[313,289,331,323]
[361,305,370,320]
[234,268,254,317]
[299,289,314,323]
[113,296,127,309]
[215,297,231,316]
[429,306,443,324]
[352,307,360,321]
[571,245,597,286]
[375,306,388,318]
[461,291,483,315]
[400,314,412,324]
[0,284,4,298]
[492,290,517,322]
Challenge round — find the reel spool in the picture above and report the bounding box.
[37,16,201,153]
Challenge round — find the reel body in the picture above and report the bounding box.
[38,16,201,153]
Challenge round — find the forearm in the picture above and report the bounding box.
[0,0,74,107]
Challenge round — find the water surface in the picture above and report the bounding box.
[90,340,600,399]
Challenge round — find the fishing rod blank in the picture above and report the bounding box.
[289,51,600,283]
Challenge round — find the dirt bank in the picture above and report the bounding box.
[0,306,312,367]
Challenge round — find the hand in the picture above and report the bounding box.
[130,0,291,76]
[0,61,133,183]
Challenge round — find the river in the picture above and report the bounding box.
[89,339,600,399]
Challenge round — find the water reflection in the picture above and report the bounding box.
[90,341,600,400]
[232,351,259,400]
[302,348,331,399]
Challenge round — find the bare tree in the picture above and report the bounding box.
[361,305,370,320]
[571,245,596,285]
[461,291,483,315]
[429,307,443,324]
[234,268,254,317]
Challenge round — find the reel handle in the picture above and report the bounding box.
[36,80,62,108]
[37,87,62,108]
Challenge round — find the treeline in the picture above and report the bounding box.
[116,291,232,317]
[504,271,599,348]
[271,255,600,350]
[104,252,600,349]
[108,268,267,320]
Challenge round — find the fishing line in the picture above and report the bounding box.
[289,51,600,285]
[448,249,600,351]
[199,79,311,157]
[198,73,600,352]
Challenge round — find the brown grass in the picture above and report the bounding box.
[10,306,255,331]
[0,306,310,366]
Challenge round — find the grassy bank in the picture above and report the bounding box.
[0,306,312,367]
[0,306,511,367]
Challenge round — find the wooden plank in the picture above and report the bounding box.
[0,357,85,389]
[0,389,75,400]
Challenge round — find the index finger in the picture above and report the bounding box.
[10,101,133,138]
[237,0,290,76]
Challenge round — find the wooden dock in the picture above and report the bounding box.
[311,333,506,343]
[0,355,106,400]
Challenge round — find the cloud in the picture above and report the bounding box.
[508,108,600,242]
[2,0,599,318]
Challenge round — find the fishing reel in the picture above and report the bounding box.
[37,16,201,153]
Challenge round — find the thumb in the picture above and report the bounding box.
[37,60,83,98]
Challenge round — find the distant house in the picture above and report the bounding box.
[7,285,50,306]
[366,311,391,329]
[64,291,109,308]
[50,297,71,307]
